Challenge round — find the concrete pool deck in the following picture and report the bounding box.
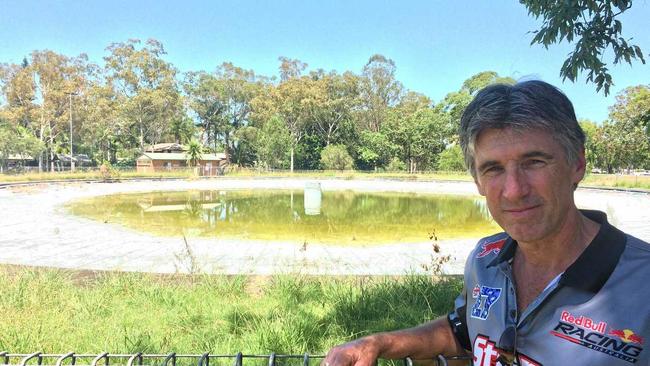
[1,178,649,275]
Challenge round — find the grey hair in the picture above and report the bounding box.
[459,80,585,178]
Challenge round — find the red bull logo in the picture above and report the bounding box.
[560,310,607,334]
[476,239,506,258]
[609,329,644,345]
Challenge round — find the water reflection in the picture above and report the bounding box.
[68,190,499,244]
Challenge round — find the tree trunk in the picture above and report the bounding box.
[290,147,294,173]
[224,133,231,163]
[139,119,144,152]
[50,147,55,172]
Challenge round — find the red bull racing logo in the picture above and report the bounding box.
[551,310,644,363]
[476,238,506,258]
[609,329,644,345]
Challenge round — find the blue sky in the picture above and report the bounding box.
[1,0,649,122]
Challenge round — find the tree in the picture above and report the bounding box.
[579,119,599,170]
[437,145,466,172]
[20,50,90,171]
[0,121,44,172]
[356,130,396,170]
[278,57,307,81]
[184,62,261,164]
[358,54,403,132]
[257,115,291,169]
[522,0,645,95]
[609,85,650,136]
[252,75,312,172]
[320,144,353,170]
[435,71,515,144]
[169,115,196,145]
[385,92,449,172]
[104,39,182,152]
[304,71,359,146]
[76,81,123,163]
[186,139,203,167]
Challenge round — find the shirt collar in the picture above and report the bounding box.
[487,210,626,293]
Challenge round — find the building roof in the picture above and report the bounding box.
[145,143,187,152]
[56,153,93,164]
[137,152,227,161]
[6,153,34,161]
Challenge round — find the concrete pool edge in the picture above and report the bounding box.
[1,178,649,276]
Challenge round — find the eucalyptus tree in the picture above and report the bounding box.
[76,81,121,163]
[304,71,360,146]
[184,62,261,164]
[384,92,449,172]
[435,71,515,144]
[251,74,312,172]
[104,39,182,152]
[278,56,308,82]
[358,54,403,133]
[2,51,91,171]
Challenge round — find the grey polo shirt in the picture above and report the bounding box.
[451,210,650,365]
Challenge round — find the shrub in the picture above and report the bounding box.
[320,144,353,170]
[386,157,406,172]
[437,145,466,172]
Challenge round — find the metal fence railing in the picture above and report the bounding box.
[0,353,472,366]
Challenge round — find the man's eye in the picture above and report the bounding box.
[482,166,503,176]
[525,159,547,168]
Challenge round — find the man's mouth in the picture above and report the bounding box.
[503,205,540,215]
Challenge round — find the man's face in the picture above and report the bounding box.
[472,128,586,243]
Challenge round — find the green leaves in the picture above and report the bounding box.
[522,0,645,95]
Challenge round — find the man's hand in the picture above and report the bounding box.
[321,317,465,366]
[321,336,381,366]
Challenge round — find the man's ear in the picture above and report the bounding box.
[573,148,587,185]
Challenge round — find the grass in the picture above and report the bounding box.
[0,267,462,361]
[582,173,650,190]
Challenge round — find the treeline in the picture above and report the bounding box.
[0,38,648,173]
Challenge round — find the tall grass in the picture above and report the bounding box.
[583,173,650,190]
[0,268,462,357]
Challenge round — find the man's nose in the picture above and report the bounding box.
[502,167,530,200]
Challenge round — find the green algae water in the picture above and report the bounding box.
[66,190,499,245]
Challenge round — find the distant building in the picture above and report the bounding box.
[55,153,93,168]
[144,143,186,153]
[136,151,228,176]
[1,153,37,172]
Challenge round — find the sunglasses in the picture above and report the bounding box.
[496,326,517,365]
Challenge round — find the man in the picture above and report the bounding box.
[322,80,650,365]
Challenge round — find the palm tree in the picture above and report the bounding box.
[186,140,204,167]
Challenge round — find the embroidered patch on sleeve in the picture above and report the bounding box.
[471,285,502,320]
[476,239,506,258]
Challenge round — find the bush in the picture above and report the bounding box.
[437,145,466,172]
[320,144,354,170]
[386,157,406,172]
